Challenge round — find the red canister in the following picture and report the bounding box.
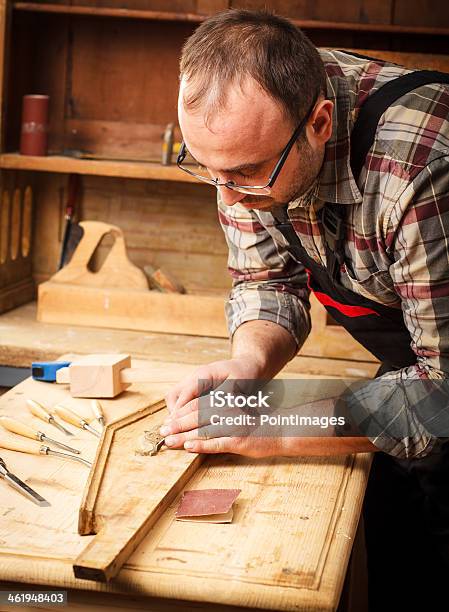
[20,94,49,156]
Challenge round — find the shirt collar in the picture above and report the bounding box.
[289,70,363,210]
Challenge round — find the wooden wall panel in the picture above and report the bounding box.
[196,0,230,14]
[69,19,192,124]
[230,1,392,24]
[393,0,449,28]
[66,18,195,158]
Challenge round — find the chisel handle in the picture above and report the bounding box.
[0,436,42,455]
[0,417,38,440]
[54,404,82,428]
[90,400,103,420]
[27,399,51,422]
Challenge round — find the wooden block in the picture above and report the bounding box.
[74,399,203,582]
[57,354,132,398]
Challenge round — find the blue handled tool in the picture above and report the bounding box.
[31,361,72,383]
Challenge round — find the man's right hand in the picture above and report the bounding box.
[164,356,263,422]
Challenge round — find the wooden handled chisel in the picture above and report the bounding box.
[90,400,105,431]
[0,436,92,468]
[27,399,74,437]
[0,456,50,507]
[54,404,101,438]
[0,416,80,454]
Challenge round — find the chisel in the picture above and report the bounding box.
[54,404,101,438]
[0,456,50,507]
[27,399,74,437]
[0,436,92,468]
[90,400,105,431]
[0,416,81,454]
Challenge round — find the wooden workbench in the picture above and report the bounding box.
[0,313,374,611]
[0,302,378,379]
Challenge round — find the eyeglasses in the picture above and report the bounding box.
[176,96,318,196]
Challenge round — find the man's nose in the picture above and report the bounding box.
[218,184,246,207]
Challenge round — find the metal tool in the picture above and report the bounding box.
[90,400,105,431]
[0,437,92,468]
[0,456,50,507]
[54,404,101,438]
[27,399,74,437]
[135,428,165,456]
[31,360,72,382]
[0,416,80,454]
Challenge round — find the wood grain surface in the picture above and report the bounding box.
[0,355,372,611]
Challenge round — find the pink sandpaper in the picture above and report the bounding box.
[176,488,241,518]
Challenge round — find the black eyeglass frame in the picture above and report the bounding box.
[176,95,319,195]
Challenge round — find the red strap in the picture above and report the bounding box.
[313,290,380,317]
[305,268,380,318]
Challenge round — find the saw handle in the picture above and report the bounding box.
[27,399,51,422]
[0,436,42,455]
[54,404,83,428]
[0,417,38,440]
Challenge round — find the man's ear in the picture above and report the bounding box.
[307,99,333,146]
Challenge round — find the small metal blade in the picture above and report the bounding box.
[41,434,80,454]
[83,423,101,438]
[4,472,50,507]
[49,417,74,437]
[46,449,92,468]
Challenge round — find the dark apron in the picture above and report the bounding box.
[273,67,449,610]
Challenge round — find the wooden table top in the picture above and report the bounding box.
[0,356,372,612]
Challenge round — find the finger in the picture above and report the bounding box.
[183,437,236,454]
[164,396,200,425]
[173,376,212,412]
[161,409,199,438]
[165,387,181,414]
[164,427,201,449]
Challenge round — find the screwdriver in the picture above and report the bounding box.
[27,399,74,437]
[54,404,101,438]
[0,456,50,507]
[90,400,105,431]
[0,436,92,468]
[0,416,81,454]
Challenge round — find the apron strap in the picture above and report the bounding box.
[350,69,449,180]
[323,68,449,281]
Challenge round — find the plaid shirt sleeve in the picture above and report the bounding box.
[345,154,449,459]
[217,195,312,350]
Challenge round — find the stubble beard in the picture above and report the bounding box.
[240,140,321,211]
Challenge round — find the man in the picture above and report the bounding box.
[160,9,449,610]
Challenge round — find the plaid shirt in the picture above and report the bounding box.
[218,49,449,459]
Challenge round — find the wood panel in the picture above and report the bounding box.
[196,0,230,14]
[393,0,449,28]
[62,17,194,158]
[230,0,392,25]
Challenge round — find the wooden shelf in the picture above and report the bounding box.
[0,153,204,183]
[13,2,204,23]
[12,2,449,36]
